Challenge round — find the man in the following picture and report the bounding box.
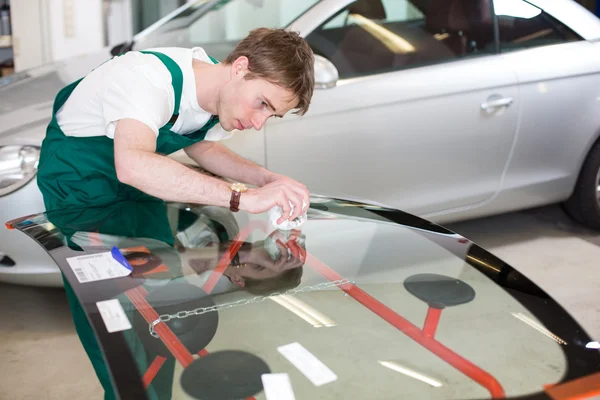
[36,27,314,399]
[37,27,314,224]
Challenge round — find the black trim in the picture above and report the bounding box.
[491,0,501,54]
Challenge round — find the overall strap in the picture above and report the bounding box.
[140,51,184,115]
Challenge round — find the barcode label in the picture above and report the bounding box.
[73,268,89,283]
[66,250,132,284]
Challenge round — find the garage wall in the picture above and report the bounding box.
[47,0,104,62]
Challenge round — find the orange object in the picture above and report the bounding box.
[544,372,600,400]
[198,349,209,357]
[142,356,167,388]
[126,286,195,368]
[306,252,506,398]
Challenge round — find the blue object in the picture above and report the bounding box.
[110,246,133,271]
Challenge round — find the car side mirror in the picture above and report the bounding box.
[314,55,339,89]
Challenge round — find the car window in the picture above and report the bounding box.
[493,0,581,52]
[135,0,320,58]
[306,0,496,79]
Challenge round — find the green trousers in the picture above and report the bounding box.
[63,275,117,400]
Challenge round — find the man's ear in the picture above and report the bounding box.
[231,56,249,78]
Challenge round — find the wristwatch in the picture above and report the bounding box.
[229,182,248,212]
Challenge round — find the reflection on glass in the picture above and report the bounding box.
[270,295,336,328]
[137,0,320,52]
[378,361,443,387]
[493,0,541,19]
[349,14,416,54]
[511,313,567,345]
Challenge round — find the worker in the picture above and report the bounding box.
[36,27,315,399]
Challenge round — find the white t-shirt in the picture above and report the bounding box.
[56,47,232,142]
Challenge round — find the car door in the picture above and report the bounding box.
[266,0,520,217]
[489,0,600,207]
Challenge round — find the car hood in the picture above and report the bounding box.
[0,48,112,146]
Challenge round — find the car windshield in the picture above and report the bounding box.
[134,0,320,61]
[7,197,600,400]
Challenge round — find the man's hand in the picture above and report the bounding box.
[240,175,310,224]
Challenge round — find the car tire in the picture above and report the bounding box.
[564,140,600,230]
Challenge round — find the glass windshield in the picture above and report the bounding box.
[135,0,320,60]
[8,197,600,400]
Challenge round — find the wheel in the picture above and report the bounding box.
[564,140,600,230]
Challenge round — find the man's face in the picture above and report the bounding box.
[218,56,298,132]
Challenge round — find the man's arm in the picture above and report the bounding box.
[184,141,274,187]
[114,119,232,206]
[114,119,309,223]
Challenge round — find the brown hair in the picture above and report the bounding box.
[243,266,304,296]
[225,28,315,116]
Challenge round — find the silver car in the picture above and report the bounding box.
[2,0,600,287]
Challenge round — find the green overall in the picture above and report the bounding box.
[37,51,219,399]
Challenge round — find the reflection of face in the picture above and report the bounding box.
[234,264,283,281]
[218,57,298,132]
[228,236,305,288]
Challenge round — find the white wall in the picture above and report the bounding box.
[10,0,46,71]
[48,0,105,62]
[106,0,134,47]
[11,0,108,71]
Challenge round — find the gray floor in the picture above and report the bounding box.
[0,205,599,400]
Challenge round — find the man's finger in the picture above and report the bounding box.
[285,191,304,221]
[278,194,291,225]
[285,182,310,211]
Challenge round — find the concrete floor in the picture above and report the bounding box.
[0,205,599,400]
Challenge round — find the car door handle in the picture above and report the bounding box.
[481,97,513,112]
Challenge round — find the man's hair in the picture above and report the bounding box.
[225,28,315,116]
[243,267,304,296]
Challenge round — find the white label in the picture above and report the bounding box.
[277,342,337,387]
[262,373,296,400]
[96,299,132,333]
[66,250,132,283]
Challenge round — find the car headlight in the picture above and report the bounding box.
[0,145,40,197]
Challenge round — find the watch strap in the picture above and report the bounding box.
[230,190,242,212]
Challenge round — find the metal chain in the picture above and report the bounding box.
[148,279,352,338]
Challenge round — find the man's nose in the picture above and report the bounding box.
[251,113,269,130]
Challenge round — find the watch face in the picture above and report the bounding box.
[231,183,247,192]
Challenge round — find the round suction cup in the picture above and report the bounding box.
[404,273,476,308]
[180,350,270,400]
[134,281,219,356]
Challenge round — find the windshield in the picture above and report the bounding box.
[8,196,600,400]
[134,0,320,60]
